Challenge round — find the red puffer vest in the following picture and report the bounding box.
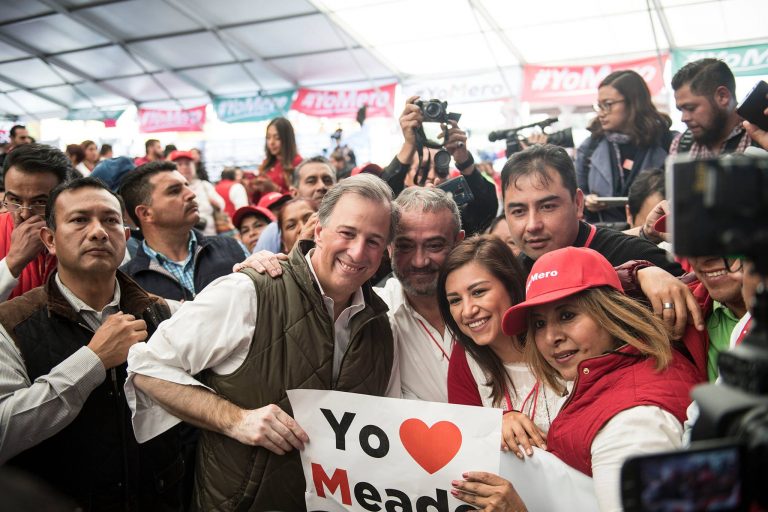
[214,179,236,217]
[546,345,699,476]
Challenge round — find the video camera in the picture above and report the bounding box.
[412,99,461,185]
[620,154,768,511]
[488,117,574,158]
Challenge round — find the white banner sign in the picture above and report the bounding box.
[288,389,502,511]
[402,70,521,105]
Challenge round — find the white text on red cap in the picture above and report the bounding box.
[526,270,559,292]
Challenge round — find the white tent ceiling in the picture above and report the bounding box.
[0,0,765,119]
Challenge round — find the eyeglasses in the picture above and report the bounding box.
[2,201,47,216]
[593,100,625,113]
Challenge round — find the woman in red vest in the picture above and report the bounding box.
[451,247,700,511]
[259,117,302,193]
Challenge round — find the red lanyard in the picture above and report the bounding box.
[416,318,451,360]
[503,381,540,421]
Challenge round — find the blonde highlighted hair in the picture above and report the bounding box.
[525,286,672,395]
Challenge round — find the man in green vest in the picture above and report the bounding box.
[126,173,400,511]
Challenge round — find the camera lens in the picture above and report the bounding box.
[424,102,442,119]
[434,150,451,178]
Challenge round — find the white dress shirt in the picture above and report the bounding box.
[0,259,19,302]
[126,251,401,443]
[375,278,452,402]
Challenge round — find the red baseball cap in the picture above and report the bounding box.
[168,150,194,162]
[232,206,275,229]
[257,191,292,210]
[501,247,623,336]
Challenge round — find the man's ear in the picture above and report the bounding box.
[40,226,56,256]
[123,226,130,241]
[456,230,466,243]
[714,85,733,109]
[313,220,323,249]
[289,187,298,198]
[135,205,151,226]
[574,188,585,219]
[625,205,633,227]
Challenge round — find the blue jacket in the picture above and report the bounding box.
[121,230,246,301]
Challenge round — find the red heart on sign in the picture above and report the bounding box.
[399,419,462,474]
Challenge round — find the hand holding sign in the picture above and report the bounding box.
[230,403,309,455]
[451,472,527,512]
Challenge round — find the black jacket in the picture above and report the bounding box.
[381,155,498,235]
[121,230,246,301]
[1,271,185,511]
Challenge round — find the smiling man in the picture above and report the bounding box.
[0,177,186,510]
[119,161,247,301]
[126,174,401,511]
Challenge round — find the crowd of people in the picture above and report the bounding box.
[0,57,766,512]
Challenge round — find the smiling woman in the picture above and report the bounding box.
[437,236,565,460]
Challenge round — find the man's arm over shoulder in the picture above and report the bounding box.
[0,324,105,462]
[598,228,684,276]
[125,272,258,442]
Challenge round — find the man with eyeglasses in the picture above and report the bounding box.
[0,144,69,301]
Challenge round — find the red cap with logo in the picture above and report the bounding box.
[501,247,623,336]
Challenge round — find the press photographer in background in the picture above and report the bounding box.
[381,96,497,235]
[576,70,676,224]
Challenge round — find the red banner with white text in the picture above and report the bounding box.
[291,83,397,118]
[521,54,669,105]
[138,105,207,133]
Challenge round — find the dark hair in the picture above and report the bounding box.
[65,144,85,165]
[2,143,70,183]
[671,58,736,98]
[46,176,124,230]
[587,70,672,146]
[118,160,177,227]
[9,125,25,138]
[627,168,665,222]
[437,235,527,407]
[80,139,96,151]
[144,138,160,154]
[163,144,177,158]
[220,168,237,181]
[99,143,112,156]
[500,144,577,200]
[260,117,299,178]
[292,155,335,187]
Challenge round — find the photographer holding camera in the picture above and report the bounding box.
[381,96,498,235]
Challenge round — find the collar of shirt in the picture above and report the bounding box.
[707,300,740,329]
[142,230,197,267]
[304,249,365,324]
[55,273,121,329]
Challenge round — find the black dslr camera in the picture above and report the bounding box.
[620,154,768,511]
[412,99,461,184]
[415,99,452,124]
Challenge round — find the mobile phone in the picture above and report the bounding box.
[621,440,746,512]
[436,175,474,207]
[594,196,628,207]
[736,80,768,131]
